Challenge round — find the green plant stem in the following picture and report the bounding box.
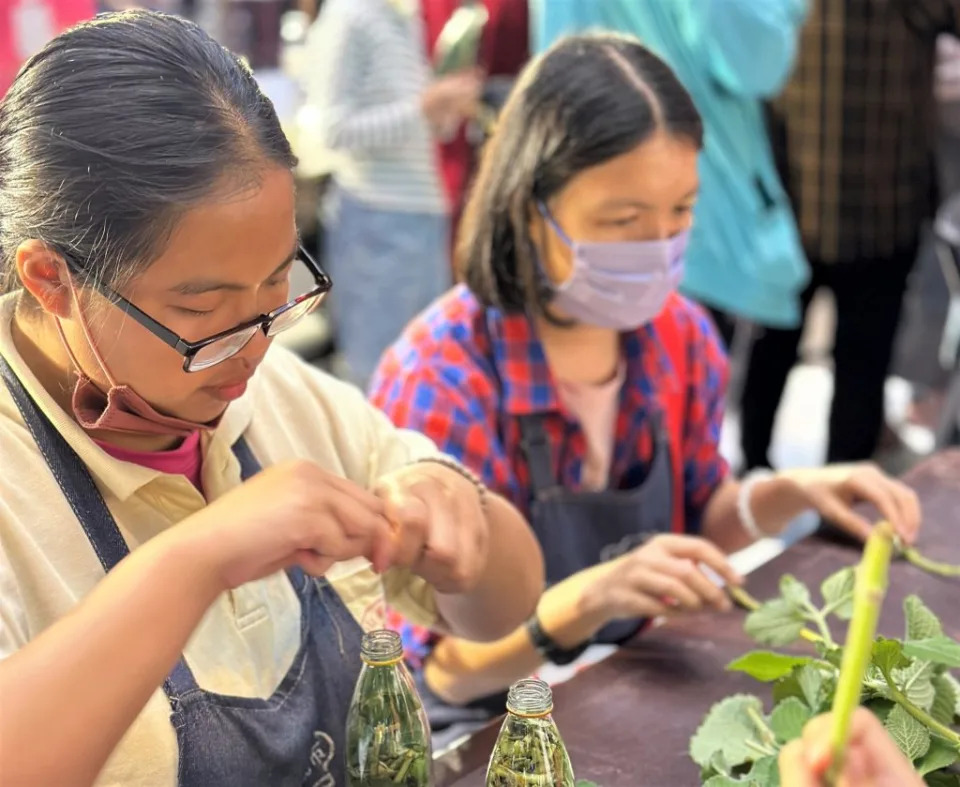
[879,668,960,750]
[901,546,960,579]
[802,604,836,649]
[826,521,896,785]
[746,706,778,750]
[727,586,826,646]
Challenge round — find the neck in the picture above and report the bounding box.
[536,316,620,385]
[11,307,180,452]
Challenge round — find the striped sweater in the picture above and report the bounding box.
[303,0,446,214]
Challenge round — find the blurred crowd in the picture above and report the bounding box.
[4,0,960,465]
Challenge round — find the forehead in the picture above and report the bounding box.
[136,167,297,288]
[555,132,699,211]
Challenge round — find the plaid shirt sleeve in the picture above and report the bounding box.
[679,306,731,532]
[369,342,518,666]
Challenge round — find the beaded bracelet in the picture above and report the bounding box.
[415,456,489,511]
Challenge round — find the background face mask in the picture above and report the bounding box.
[537,202,689,330]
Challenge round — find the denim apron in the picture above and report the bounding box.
[517,410,673,645]
[0,356,364,787]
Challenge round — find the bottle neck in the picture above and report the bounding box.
[506,679,554,718]
[360,629,403,666]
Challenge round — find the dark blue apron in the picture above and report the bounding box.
[517,410,673,645]
[0,356,364,787]
[418,408,674,744]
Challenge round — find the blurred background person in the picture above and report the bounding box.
[421,0,529,262]
[740,2,960,474]
[301,0,482,387]
[530,0,809,350]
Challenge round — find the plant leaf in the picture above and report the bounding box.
[916,739,960,777]
[893,660,938,711]
[691,695,768,768]
[905,595,943,641]
[925,773,960,787]
[745,600,808,647]
[902,637,960,668]
[779,575,811,609]
[943,672,960,718]
[884,703,931,761]
[745,756,780,786]
[703,776,747,787]
[727,651,812,682]
[820,568,855,619]
[769,697,812,743]
[931,675,959,725]
[797,664,825,710]
[872,638,911,676]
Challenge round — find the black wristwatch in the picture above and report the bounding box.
[525,613,592,666]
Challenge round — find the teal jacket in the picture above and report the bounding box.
[531,0,809,328]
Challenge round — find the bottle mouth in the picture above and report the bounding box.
[360,629,403,666]
[506,678,554,718]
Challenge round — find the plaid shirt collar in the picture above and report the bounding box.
[484,306,677,417]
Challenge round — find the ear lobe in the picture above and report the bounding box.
[15,241,73,319]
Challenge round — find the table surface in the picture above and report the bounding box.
[434,451,960,787]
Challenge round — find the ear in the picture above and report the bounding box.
[15,240,73,319]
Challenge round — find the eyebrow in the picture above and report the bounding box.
[169,241,300,296]
[597,189,699,211]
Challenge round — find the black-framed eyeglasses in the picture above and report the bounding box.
[63,245,332,372]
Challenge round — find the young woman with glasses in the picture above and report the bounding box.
[0,11,543,785]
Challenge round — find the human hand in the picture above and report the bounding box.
[779,463,921,545]
[373,460,489,595]
[188,460,396,590]
[420,69,484,129]
[578,534,743,627]
[779,708,924,787]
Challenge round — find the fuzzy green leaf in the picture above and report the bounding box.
[820,568,855,619]
[703,776,747,787]
[902,637,960,669]
[884,703,932,761]
[727,651,812,682]
[691,695,767,768]
[779,575,811,608]
[893,660,938,711]
[931,675,959,725]
[944,672,960,718]
[797,665,825,710]
[769,697,812,743]
[905,596,943,641]
[745,756,780,786]
[916,739,960,777]
[872,638,911,676]
[745,600,808,647]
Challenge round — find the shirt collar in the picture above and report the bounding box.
[0,295,256,502]
[485,305,677,416]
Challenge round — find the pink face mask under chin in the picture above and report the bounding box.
[55,282,223,438]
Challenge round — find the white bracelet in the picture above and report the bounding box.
[737,469,775,541]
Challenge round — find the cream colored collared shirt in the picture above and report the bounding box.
[0,296,440,785]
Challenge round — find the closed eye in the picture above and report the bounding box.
[174,307,214,317]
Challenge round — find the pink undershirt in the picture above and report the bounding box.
[95,430,204,491]
[556,363,626,491]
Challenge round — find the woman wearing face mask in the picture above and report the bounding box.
[369,34,922,734]
[0,12,544,786]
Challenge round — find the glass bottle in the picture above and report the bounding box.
[485,678,575,787]
[345,629,432,787]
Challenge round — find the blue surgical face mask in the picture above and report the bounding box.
[537,201,689,330]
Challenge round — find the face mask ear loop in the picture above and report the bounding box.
[59,272,119,387]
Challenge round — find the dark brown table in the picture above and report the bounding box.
[434,451,960,786]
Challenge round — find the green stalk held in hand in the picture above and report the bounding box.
[346,630,432,787]
[486,679,575,787]
[826,521,896,785]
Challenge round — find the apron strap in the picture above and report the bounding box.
[517,414,561,494]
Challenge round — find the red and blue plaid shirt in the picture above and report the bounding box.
[369,285,730,665]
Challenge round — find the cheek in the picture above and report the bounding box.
[539,226,576,286]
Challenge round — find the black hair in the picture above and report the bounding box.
[0,10,297,294]
[459,33,703,314]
